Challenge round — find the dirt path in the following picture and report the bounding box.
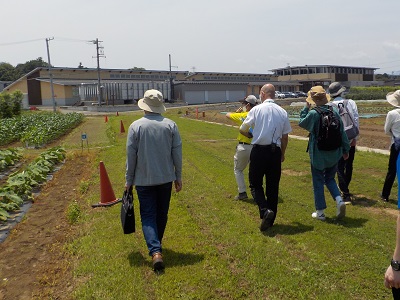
[0,151,95,300]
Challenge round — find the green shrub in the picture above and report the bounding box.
[347,86,398,100]
[66,200,81,224]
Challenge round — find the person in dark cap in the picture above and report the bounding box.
[226,95,257,200]
[328,82,359,203]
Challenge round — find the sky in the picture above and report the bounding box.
[1,0,400,75]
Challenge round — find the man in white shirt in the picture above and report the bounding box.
[239,84,292,231]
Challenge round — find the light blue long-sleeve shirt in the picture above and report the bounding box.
[125,113,182,186]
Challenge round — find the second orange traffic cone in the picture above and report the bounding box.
[120,120,125,133]
[91,161,121,207]
[104,115,108,123]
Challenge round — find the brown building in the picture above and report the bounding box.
[4,64,381,107]
[270,64,380,92]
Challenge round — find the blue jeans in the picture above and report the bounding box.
[136,182,172,256]
[311,164,341,210]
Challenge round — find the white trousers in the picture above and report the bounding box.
[234,143,252,193]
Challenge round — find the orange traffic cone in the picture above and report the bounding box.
[120,120,125,133]
[105,115,108,123]
[116,111,119,116]
[92,161,121,207]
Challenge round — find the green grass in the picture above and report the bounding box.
[67,109,396,299]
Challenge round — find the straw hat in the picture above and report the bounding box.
[306,86,331,105]
[138,89,166,114]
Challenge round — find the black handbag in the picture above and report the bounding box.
[120,188,135,234]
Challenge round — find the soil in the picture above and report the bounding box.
[183,104,391,151]
[0,106,392,299]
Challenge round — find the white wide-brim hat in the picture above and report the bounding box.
[387,90,400,108]
[138,89,166,114]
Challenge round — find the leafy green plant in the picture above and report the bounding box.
[0,111,84,147]
[66,200,81,224]
[0,146,67,222]
[79,180,90,195]
[0,148,23,171]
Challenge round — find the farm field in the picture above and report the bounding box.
[0,103,397,299]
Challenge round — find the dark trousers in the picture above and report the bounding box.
[136,182,172,256]
[392,287,400,299]
[382,143,399,200]
[249,145,282,224]
[337,145,356,195]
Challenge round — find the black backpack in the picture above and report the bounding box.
[313,106,342,151]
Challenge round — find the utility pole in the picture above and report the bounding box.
[45,37,56,112]
[91,38,105,106]
[169,54,178,101]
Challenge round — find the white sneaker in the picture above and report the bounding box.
[311,212,326,221]
[336,201,346,219]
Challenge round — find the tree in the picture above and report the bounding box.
[15,57,50,78]
[0,62,19,81]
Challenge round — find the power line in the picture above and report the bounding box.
[53,37,93,43]
[0,38,45,46]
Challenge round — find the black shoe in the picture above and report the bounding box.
[260,209,274,232]
[343,194,352,204]
[380,194,389,202]
[235,192,248,200]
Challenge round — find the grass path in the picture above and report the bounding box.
[69,111,397,299]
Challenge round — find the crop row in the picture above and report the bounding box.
[0,146,66,221]
[0,111,84,147]
[0,148,23,172]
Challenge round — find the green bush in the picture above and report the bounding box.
[0,90,24,118]
[347,86,398,100]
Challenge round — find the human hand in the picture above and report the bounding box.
[385,265,400,289]
[350,139,357,147]
[174,180,182,192]
[343,153,349,160]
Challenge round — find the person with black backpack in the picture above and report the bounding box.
[329,82,360,203]
[299,86,350,221]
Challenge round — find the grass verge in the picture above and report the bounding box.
[68,110,396,299]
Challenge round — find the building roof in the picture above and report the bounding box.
[270,64,379,72]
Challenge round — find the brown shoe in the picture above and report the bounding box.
[152,252,165,271]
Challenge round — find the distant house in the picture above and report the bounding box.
[270,64,381,92]
[0,81,12,92]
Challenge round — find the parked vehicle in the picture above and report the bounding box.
[275,91,285,99]
[295,91,307,97]
[281,92,293,98]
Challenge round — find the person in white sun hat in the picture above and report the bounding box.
[384,90,400,299]
[125,89,182,272]
[382,90,400,203]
